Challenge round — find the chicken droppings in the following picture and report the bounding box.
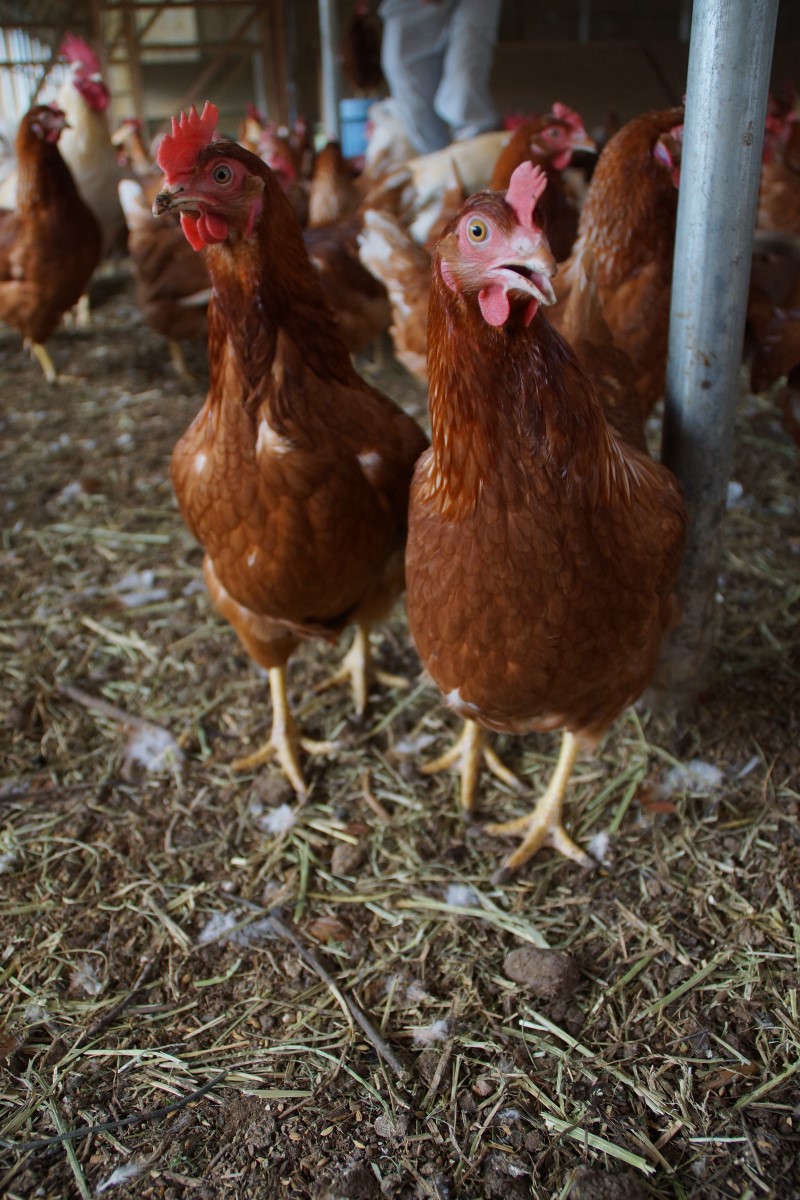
[330,840,367,876]
[503,946,581,1000]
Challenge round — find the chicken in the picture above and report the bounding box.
[488,104,596,262]
[112,117,159,184]
[550,106,684,416]
[307,140,360,228]
[748,104,800,448]
[118,179,211,377]
[405,163,686,879]
[54,35,126,257]
[759,93,800,235]
[238,104,268,156]
[358,208,432,380]
[257,121,309,226]
[406,131,510,246]
[356,99,417,211]
[304,216,392,355]
[302,140,392,355]
[357,157,470,382]
[0,104,102,382]
[359,107,594,380]
[153,101,428,794]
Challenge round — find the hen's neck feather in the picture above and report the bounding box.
[15,131,80,208]
[203,157,354,420]
[425,265,627,516]
[578,107,682,281]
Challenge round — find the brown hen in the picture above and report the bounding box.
[488,104,595,262]
[154,102,427,794]
[405,163,686,879]
[0,104,101,381]
[118,178,211,377]
[550,106,684,416]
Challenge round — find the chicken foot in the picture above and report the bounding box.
[168,339,193,380]
[422,718,524,814]
[233,666,337,796]
[28,341,58,384]
[314,624,408,717]
[486,731,594,881]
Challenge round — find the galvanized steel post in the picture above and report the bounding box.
[658,0,779,712]
[318,0,342,141]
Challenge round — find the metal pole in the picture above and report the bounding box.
[658,0,779,712]
[577,0,591,45]
[318,0,341,140]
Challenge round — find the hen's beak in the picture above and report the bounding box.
[152,185,199,218]
[571,134,597,155]
[497,242,558,308]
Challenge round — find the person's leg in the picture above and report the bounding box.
[379,0,452,153]
[435,0,502,141]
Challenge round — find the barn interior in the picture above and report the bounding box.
[1,4,799,1200]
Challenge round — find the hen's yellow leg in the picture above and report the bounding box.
[30,342,58,384]
[315,624,408,717]
[75,293,92,329]
[233,666,336,796]
[487,731,594,881]
[422,718,524,814]
[168,338,193,380]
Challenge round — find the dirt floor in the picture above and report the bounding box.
[1,268,799,1200]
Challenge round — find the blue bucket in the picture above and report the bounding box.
[339,97,371,158]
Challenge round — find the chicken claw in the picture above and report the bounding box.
[29,342,58,384]
[422,718,524,814]
[314,624,371,715]
[232,666,337,796]
[314,624,407,717]
[486,731,595,881]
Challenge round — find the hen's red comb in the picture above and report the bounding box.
[551,102,585,133]
[157,101,219,177]
[59,34,101,74]
[506,162,547,231]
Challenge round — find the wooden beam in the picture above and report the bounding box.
[121,0,146,125]
[108,40,259,56]
[169,6,258,116]
[100,0,261,8]
[259,0,289,125]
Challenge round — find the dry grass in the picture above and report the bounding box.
[1,271,799,1199]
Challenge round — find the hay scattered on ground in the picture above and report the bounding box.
[1,270,799,1199]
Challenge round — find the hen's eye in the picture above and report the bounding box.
[546,127,560,138]
[467,218,488,244]
[212,164,233,185]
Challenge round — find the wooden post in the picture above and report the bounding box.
[657,0,780,713]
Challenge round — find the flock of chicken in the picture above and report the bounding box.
[1,36,798,880]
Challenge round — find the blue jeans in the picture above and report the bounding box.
[379,0,502,154]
